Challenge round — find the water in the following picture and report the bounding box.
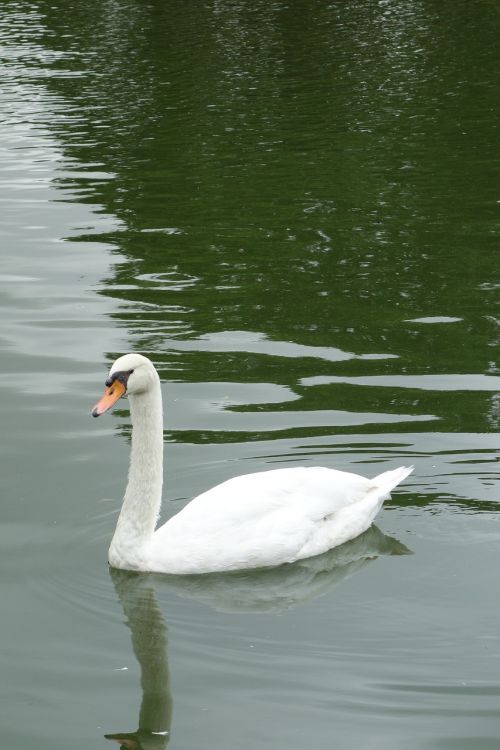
[0,1,499,747]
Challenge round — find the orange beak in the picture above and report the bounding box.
[91,379,126,417]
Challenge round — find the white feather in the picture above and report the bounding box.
[95,354,413,574]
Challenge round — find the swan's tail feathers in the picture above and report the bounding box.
[372,465,414,497]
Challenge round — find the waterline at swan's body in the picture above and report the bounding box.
[92,353,413,575]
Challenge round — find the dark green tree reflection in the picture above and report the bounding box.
[23,0,500,433]
[35,0,500,366]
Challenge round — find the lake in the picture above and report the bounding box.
[1,1,499,748]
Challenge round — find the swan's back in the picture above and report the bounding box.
[146,466,408,574]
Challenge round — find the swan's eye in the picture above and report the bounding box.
[105,369,134,388]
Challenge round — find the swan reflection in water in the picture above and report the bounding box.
[105,568,172,750]
[105,526,410,748]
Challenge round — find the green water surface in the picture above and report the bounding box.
[0,2,499,748]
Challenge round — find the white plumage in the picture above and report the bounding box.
[92,353,413,575]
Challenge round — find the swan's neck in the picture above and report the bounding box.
[109,380,163,569]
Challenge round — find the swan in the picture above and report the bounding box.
[92,353,413,575]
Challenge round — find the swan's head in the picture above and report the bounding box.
[91,353,158,417]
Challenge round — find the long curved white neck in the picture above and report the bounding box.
[109,377,163,569]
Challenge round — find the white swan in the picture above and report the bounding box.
[92,353,413,575]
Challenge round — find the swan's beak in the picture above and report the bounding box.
[91,380,126,417]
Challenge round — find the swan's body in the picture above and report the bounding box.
[92,353,413,575]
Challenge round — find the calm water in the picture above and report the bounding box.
[1,1,499,748]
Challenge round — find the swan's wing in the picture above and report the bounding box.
[148,467,376,573]
[169,466,373,529]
